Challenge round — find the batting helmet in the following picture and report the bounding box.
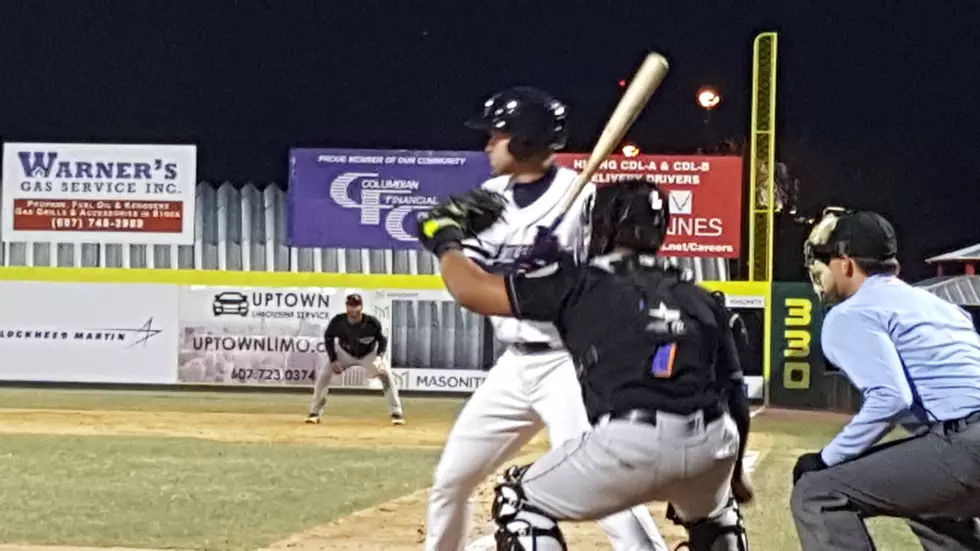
[588,177,670,258]
[465,86,569,160]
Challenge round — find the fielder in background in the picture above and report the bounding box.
[306,293,405,425]
[791,208,980,550]
[416,177,752,551]
[422,87,667,551]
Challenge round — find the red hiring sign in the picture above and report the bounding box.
[554,154,743,258]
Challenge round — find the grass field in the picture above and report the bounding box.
[0,388,925,550]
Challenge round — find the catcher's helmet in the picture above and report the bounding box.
[465,86,568,160]
[588,177,670,257]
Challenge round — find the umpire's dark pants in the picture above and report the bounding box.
[791,413,980,551]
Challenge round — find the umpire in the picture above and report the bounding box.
[415,178,753,551]
[792,208,980,550]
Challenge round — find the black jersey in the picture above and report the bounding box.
[504,252,743,422]
[323,313,387,361]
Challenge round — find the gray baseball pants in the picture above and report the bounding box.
[308,345,403,417]
[520,410,741,526]
[791,414,980,551]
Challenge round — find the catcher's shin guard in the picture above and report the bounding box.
[667,499,749,551]
[492,465,568,551]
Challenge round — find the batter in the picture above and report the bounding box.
[422,86,666,551]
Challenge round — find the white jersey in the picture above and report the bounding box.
[462,166,595,345]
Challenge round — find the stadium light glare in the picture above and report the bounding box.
[697,87,721,109]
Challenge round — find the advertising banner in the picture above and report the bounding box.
[0,282,178,383]
[554,153,743,258]
[406,368,487,392]
[1,142,197,244]
[768,282,827,409]
[286,149,491,250]
[177,286,383,387]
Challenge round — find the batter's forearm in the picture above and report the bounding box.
[439,250,513,317]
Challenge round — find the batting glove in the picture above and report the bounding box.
[416,214,466,258]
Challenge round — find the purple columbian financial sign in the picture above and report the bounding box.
[287,149,491,250]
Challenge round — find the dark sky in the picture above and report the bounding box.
[2,1,977,280]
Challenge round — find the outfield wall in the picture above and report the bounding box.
[767,281,864,413]
[0,268,768,400]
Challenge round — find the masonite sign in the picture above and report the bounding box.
[286,149,491,250]
[0,281,178,384]
[554,153,743,258]
[1,142,197,244]
[177,286,383,387]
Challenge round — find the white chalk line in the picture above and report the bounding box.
[464,406,767,550]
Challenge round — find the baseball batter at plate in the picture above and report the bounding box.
[420,87,666,551]
[306,293,405,425]
[416,177,754,551]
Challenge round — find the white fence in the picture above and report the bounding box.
[0,182,730,370]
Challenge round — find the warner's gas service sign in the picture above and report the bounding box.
[2,142,197,244]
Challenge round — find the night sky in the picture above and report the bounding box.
[2,1,977,280]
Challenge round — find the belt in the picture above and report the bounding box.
[511,342,560,354]
[603,403,724,428]
[941,411,980,434]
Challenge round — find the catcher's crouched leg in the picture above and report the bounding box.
[492,465,568,551]
[667,499,749,551]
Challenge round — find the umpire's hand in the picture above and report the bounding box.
[792,451,828,484]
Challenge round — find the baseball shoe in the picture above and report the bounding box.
[390,413,405,426]
[304,414,321,424]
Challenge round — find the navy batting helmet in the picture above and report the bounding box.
[588,177,670,258]
[465,86,569,160]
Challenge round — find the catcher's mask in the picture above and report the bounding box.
[588,177,670,258]
[803,206,898,304]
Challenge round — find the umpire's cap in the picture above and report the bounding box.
[345,293,363,306]
[465,86,568,159]
[589,177,670,258]
[805,207,898,266]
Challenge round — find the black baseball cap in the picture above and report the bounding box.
[345,293,363,306]
[826,211,898,261]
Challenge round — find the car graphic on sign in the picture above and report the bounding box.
[213,292,249,317]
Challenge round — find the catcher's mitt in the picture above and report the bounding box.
[426,189,507,236]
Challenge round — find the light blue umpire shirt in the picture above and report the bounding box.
[819,274,980,466]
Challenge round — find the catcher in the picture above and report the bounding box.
[305,293,405,425]
[415,178,753,550]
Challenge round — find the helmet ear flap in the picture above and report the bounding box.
[507,134,534,161]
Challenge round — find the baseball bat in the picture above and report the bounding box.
[559,52,670,213]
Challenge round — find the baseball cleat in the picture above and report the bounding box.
[390,413,405,425]
[305,414,321,424]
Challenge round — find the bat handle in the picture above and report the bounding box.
[547,215,565,233]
